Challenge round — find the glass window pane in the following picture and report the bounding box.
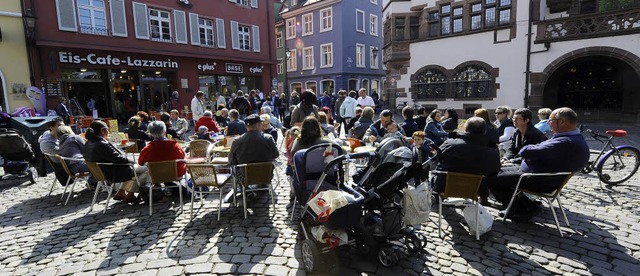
[453,7,463,16]
[93,0,104,7]
[78,0,90,5]
[499,9,510,24]
[485,7,496,27]
[500,0,511,6]
[486,0,496,4]
[453,18,462,33]
[429,23,439,36]
[471,15,482,30]
[472,3,482,12]
[441,5,451,13]
[428,12,439,21]
[441,16,450,34]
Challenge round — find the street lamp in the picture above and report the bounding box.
[284,47,291,101]
[23,9,37,45]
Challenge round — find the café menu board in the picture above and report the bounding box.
[45,81,63,97]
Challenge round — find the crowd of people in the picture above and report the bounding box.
[45,87,589,224]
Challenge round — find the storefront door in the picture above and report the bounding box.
[141,71,171,113]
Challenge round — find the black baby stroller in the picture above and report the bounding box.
[351,137,430,266]
[291,143,368,272]
[0,128,38,184]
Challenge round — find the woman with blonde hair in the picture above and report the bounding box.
[260,114,278,142]
[474,108,499,148]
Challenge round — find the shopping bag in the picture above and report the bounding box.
[307,190,349,222]
[403,183,432,225]
[463,205,493,236]
[310,226,348,249]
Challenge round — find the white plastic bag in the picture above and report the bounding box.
[307,190,350,222]
[462,205,493,236]
[403,183,432,225]
[310,226,348,248]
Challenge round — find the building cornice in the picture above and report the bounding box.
[281,0,341,18]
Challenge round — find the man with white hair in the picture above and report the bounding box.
[170,109,189,140]
[195,110,219,133]
[356,88,375,108]
[260,106,282,129]
[138,121,187,179]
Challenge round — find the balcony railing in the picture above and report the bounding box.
[536,8,640,43]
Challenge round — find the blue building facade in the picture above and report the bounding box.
[281,0,384,98]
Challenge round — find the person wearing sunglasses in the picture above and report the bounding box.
[494,106,515,156]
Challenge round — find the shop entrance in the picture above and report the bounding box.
[141,71,172,113]
[61,69,110,118]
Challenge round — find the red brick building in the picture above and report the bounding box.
[25,0,276,121]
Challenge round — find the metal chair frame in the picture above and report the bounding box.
[85,161,139,213]
[503,172,574,237]
[146,160,185,216]
[186,163,232,220]
[43,153,59,196]
[433,170,485,240]
[232,162,276,219]
[55,155,92,206]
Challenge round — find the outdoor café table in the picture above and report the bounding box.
[352,145,376,169]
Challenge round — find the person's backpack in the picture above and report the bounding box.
[235,98,248,114]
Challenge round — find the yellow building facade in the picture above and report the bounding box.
[0,0,33,114]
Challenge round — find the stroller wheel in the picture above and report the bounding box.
[405,233,422,254]
[417,233,428,248]
[29,167,38,184]
[378,247,399,267]
[301,239,321,272]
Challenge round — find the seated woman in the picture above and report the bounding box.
[138,121,187,180]
[474,108,499,148]
[137,111,150,131]
[57,125,97,186]
[291,116,335,155]
[318,111,337,138]
[534,107,552,135]
[351,107,374,140]
[196,126,213,141]
[441,108,459,132]
[83,120,148,203]
[159,112,179,139]
[495,106,515,155]
[425,109,448,146]
[502,108,547,165]
[261,114,279,143]
[127,116,153,150]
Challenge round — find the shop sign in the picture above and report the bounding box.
[58,52,178,68]
[225,63,243,73]
[198,62,217,71]
[249,66,263,74]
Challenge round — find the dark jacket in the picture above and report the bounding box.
[226,119,247,136]
[442,118,458,132]
[351,116,373,140]
[127,126,152,150]
[400,118,420,137]
[415,116,427,131]
[83,136,134,183]
[433,133,501,192]
[425,121,448,146]
[504,125,547,164]
[230,131,279,165]
[334,96,345,118]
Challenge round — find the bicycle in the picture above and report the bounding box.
[580,126,640,185]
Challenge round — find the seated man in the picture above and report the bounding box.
[230,114,279,165]
[432,117,501,204]
[488,107,589,221]
[195,110,220,134]
[138,121,187,181]
[57,125,96,186]
[215,107,230,128]
[39,117,70,184]
[226,109,247,136]
[502,108,547,165]
[363,109,401,144]
[170,109,189,140]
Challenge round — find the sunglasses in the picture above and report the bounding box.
[495,112,504,115]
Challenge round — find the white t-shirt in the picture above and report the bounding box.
[356,96,375,107]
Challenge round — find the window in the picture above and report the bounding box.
[356,10,365,33]
[356,44,365,68]
[440,5,451,35]
[370,14,378,36]
[370,46,378,69]
[395,17,405,40]
[451,65,492,99]
[452,7,463,33]
[276,31,283,48]
[149,8,171,41]
[199,18,215,47]
[413,69,447,99]
[303,47,314,70]
[78,0,107,35]
[233,0,249,5]
[277,63,283,74]
[320,8,333,32]
[485,7,496,27]
[302,13,313,36]
[288,49,297,71]
[320,43,333,68]
[428,12,439,37]
[409,16,419,39]
[471,3,482,30]
[236,25,251,51]
[286,18,296,39]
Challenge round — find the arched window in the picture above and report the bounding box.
[451,65,492,99]
[412,69,447,99]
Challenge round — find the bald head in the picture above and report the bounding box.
[464,117,486,135]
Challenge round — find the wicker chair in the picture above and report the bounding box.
[433,170,485,240]
[186,163,232,220]
[146,160,185,216]
[232,162,275,219]
[189,140,211,159]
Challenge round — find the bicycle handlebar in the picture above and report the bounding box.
[579,125,611,140]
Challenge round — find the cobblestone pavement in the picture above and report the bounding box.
[1,126,640,276]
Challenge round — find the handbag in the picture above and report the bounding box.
[462,205,493,236]
[403,183,432,225]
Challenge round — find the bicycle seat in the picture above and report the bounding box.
[606,130,627,137]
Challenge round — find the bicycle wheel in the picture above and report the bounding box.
[597,146,640,185]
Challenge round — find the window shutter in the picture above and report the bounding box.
[216,18,226,48]
[56,0,77,32]
[132,2,149,39]
[251,0,258,8]
[230,21,239,50]
[252,25,260,52]
[174,11,187,44]
[109,0,127,37]
[189,13,200,45]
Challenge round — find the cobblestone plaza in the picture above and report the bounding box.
[1,122,639,275]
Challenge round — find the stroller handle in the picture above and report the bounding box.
[322,152,376,174]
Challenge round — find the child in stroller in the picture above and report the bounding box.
[0,128,38,184]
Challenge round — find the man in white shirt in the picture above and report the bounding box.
[356,88,375,108]
[191,91,206,122]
